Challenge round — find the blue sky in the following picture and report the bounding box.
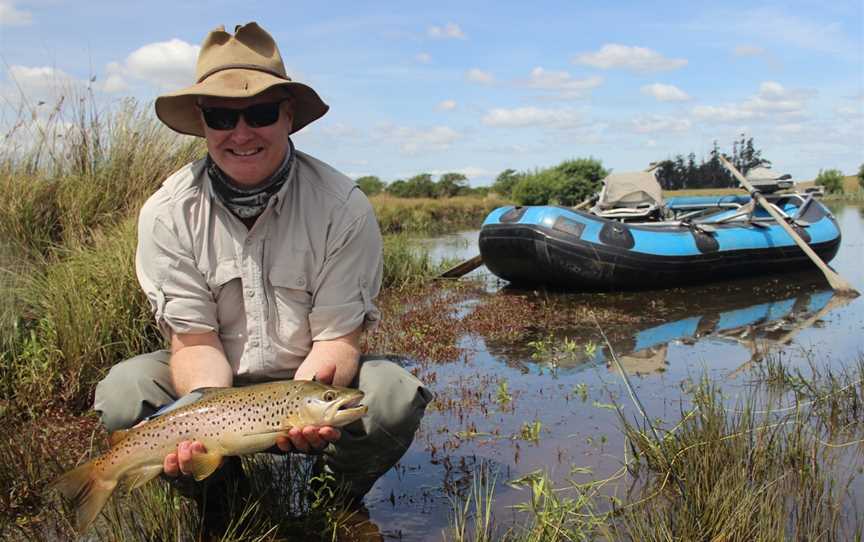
[1,0,862,185]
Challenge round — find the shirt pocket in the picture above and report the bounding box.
[207,260,242,299]
[268,260,313,352]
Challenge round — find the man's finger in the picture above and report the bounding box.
[302,426,324,449]
[164,453,180,477]
[319,426,341,443]
[288,428,310,453]
[275,435,293,452]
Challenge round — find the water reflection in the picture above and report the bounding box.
[484,281,844,376]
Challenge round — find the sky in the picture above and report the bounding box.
[1,0,862,186]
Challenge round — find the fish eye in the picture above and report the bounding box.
[323,390,337,401]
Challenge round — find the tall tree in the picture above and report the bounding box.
[355,175,385,196]
[436,172,469,198]
[492,168,524,197]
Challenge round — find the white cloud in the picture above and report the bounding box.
[733,45,766,57]
[691,105,756,122]
[319,122,359,138]
[0,0,31,26]
[482,106,582,128]
[102,39,200,92]
[641,83,690,102]
[2,65,82,104]
[466,68,494,85]
[526,67,603,99]
[125,39,200,89]
[692,81,810,124]
[437,99,457,111]
[99,62,130,93]
[631,114,692,133]
[573,44,687,73]
[427,22,466,40]
[416,52,432,64]
[373,123,461,155]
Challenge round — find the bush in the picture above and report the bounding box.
[511,158,607,205]
[512,169,565,205]
[815,169,845,194]
[492,169,524,198]
[858,164,864,191]
[552,158,607,205]
[355,175,385,196]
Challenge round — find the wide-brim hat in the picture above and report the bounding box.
[155,22,328,137]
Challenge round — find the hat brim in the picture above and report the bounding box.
[155,68,329,137]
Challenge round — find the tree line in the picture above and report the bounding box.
[653,135,771,190]
[355,172,491,199]
[355,135,862,203]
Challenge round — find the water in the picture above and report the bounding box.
[368,203,864,540]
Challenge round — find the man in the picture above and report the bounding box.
[93,21,431,512]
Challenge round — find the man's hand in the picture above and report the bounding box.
[278,362,343,453]
[275,426,341,453]
[163,440,224,477]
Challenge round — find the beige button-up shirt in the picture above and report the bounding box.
[136,151,383,380]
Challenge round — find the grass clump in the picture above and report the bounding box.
[2,219,163,415]
[614,375,862,541]
[0,97,204,259]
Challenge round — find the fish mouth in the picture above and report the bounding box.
[329,391,368,427]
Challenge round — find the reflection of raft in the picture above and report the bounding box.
[479,171,842,289]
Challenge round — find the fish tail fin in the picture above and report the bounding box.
[49,460,117,534]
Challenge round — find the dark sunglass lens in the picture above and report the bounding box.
[202,107,240,130]
[244,102,281,128]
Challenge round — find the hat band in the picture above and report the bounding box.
[197,63,290,84]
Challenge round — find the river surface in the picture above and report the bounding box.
[366,203,864,540]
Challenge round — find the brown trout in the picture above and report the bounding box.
[50,380,367,535]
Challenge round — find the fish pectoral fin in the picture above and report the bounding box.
[108,429,130,447]
[242,429,286,437]
[123,465,163,492]
[186,451,225,482]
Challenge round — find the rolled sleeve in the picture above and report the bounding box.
[309,191,383,341]
[136,200,218,338]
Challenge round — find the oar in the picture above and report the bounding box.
[437,196,595,279]
[726,292,853,379]
[718,156,859,298]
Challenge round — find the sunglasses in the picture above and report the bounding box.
[199,100,286,130]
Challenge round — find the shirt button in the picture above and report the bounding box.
[250,340,260,348]
[246,290,255,298]
[296,277,305,287]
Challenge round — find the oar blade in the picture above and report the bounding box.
[438,254,484,279]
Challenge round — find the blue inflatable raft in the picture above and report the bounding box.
[479,190,842,290]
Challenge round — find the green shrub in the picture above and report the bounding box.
[355,175,385,196]
[492,169,524,198]
[512,169,565,205]
[510,158,607,206]
[858,163,863,191]
[815,168,845,194]
[552,158,607,205]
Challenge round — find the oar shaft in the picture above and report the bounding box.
[719,156,858,297]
